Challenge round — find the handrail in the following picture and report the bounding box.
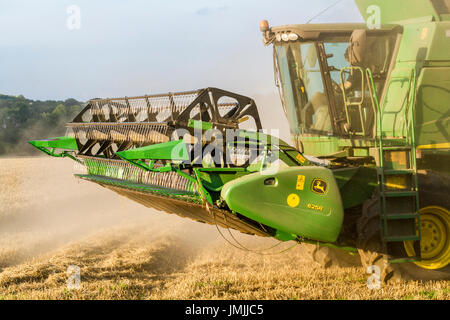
[339,66,367,136]
[378,67,416,138]
[409,67,421,243]
[365,69,381,140]
[404,68,417,144]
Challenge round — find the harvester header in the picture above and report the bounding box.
[30,87,342,244]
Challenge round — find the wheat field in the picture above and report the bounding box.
[0,157,448,300]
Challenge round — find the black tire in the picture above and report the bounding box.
[356,195,397,282]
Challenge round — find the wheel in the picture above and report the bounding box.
[356,195,395,282]
[397,171,450,279]
[404,206,450,270]
[357,172,450,282]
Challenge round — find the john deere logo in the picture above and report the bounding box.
[311,179,328,195]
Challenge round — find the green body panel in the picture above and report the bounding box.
[410,21,450,150]
[28,136,80,162]
[379,20,450,179]
[116,139,189,161]
[188,119,213,131]
[333,167,377,208]
[415,66,450,147]
[298,136,341,157]
[295,136,376,157]
[221,166,344,242]
[382,22,450,142]
[29,136,78,151]
[198,169,249,193]
[355,0,446,23]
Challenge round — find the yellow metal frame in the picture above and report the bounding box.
[404,206,450,270]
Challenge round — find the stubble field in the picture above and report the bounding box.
[0,157,448,300]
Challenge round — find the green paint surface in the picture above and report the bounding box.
[221,166,344,242]
[116,140,189,161]
[29,136,78,151]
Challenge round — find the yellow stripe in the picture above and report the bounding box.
[417,142,450,150]
[238,116,249,123]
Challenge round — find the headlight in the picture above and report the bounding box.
[288,33,299,41]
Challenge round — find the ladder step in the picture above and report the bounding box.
[383,169,414,175]
[383,190,417,197]
[385,213,419,220]
[381,137,407,141]
[381,146,412,151]
[385,235,420,242]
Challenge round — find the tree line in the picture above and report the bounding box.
[0,94,84,156]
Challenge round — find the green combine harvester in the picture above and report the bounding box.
[30,0,449,282]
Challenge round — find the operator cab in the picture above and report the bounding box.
[261,22,402,141]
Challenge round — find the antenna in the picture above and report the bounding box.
[306,0,344,24]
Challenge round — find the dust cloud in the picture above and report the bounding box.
[252,91,291,142]
[0,157,287,270]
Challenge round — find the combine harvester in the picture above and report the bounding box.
[30,0,449,282]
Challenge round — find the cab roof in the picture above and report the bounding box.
[270,23,401,41]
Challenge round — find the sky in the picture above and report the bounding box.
[0,0,363,102]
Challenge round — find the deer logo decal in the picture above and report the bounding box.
[312,179,328,195]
